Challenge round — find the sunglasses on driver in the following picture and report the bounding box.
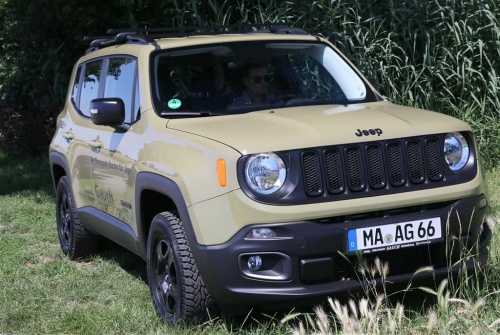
[249,75,271,84]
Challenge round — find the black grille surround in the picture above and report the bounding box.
[333,242,445,281]
[238,132,478,205]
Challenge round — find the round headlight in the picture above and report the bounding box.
[245,153,286,194]
[444,132,469,171]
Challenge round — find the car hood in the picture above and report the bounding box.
[166,101,471,154]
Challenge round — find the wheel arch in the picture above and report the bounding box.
[135,172,198,260]
[49,151,70,190]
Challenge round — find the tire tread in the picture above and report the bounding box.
[148,211,214,323]
[56,176,97,260]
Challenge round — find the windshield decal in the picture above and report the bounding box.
[167,98,182,109]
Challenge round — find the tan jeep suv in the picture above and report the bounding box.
[49,25,491,324]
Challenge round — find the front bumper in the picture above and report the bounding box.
[191,194,491,313]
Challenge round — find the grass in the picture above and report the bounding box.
[1,151,500,334]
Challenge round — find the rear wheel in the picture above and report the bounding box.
[56,176,97,260]
[146,211,214,324]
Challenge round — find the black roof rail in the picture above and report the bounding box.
[83,23,310,54]
[106,23,310,35]
[83,33,151,54]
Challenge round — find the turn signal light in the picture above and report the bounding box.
[216,158,226,187]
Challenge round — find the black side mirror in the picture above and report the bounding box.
[90,98,125,125]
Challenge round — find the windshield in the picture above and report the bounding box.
[151,40,377,116]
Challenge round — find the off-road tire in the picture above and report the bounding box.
[56,176,97,260]
[147,211,214,324]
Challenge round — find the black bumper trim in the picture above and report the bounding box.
[192,194,490,312]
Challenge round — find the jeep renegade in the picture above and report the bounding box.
[49,25,491,324]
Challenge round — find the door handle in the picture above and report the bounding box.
[62,131,74,140]
[88,140,102,149]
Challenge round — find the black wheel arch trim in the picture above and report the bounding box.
[49,151,71,190]
[134,172,199,260]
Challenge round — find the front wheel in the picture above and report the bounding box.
[146,211,214,324]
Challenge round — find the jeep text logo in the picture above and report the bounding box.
[355,128,383,137]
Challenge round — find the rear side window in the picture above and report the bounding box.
[70,66,82,107]
[79,60,103,117]
[72,57,138,122]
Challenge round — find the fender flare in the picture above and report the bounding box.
[49,151,71,189]
[134,172,199,259]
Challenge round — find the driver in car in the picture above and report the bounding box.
[229,64,277,107]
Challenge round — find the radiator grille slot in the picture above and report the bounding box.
[302,151,322,196]
[407,140,425,184]
[366,144,385,189]
[324,149,344,194]
[426,138,443,181]
[387,142,405,186]
[346,146,365,192]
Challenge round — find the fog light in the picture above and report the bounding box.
[245,228,277,239]
[247,255,262,271]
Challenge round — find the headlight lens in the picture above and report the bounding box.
[245,153,286,194]
[444,132,469,171]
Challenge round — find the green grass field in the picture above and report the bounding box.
[1,152,499,334]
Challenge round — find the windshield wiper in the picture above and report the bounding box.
[160,111,217,117]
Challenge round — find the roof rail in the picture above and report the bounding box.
[83,23,310,54]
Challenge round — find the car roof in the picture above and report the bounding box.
[82,24,322,55]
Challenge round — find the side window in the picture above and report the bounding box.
[70,66,82,108]
[79,60,103,117]
[104,57,137,123]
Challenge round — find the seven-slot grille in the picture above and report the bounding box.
[301,137,444,197]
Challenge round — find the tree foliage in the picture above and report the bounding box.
[0,0,124,154]
[0,0,499,166]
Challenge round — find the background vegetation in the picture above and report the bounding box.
[0,0,499,167]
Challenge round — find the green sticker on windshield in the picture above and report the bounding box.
[167,99,182,109]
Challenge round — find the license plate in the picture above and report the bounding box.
[347,217,442,253]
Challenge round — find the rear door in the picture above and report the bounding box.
[64,59,104,210]
[67,56,139,225]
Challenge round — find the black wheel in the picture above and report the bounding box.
[56,176,97,260]
[147,211,214,324]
